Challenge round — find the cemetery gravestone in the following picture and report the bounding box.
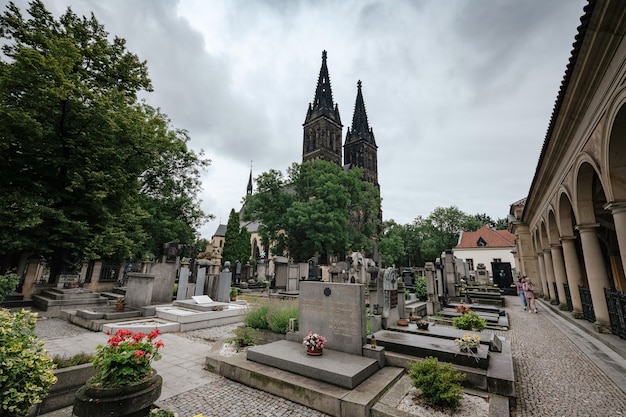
[176,267,190,301]
[126,273,154,308]
[195,267,207,296]
[216,268,232,303]
[298,281,366,356]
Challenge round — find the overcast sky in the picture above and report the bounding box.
[9,0,587,239]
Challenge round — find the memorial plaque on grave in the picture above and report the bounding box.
[298,281,366,356]
[57,274,79,288]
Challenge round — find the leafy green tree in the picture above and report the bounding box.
[0,1,209,280]
[221,209,251,266]
[243,161,381,262]
[378,220,405,267]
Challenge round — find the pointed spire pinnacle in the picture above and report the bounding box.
[305,50,341,125]
[347,80,376,146]
[246,161,253,196]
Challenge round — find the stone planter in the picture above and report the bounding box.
[28,363,95,417]
[73,370,162,417]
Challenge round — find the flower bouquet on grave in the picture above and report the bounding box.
[302,331,327,356]
[454,332,480,354]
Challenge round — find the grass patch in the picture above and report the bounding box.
[267,301,298,334]
[244,304,270,330]
[227,326,256,351]
[244,299,298,334]
[52,352,95,368]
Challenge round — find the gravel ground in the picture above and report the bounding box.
[397,388,488,417]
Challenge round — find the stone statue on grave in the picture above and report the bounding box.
[224,261,231,272]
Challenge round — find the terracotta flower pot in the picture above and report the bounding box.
[306,347,323,356]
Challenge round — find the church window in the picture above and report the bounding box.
[477,237,487,247]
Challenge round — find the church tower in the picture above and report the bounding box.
[344,80,378,187]
[302,50,343,166]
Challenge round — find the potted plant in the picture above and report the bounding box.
[115,297,125,312]
[454,332,481,353]
[73,329,165,417]
[230,287,238,301]
[455,304,471,314]
[416,319,430,330]
[302,331,327,356]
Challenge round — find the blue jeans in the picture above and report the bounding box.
[519,290,527,307]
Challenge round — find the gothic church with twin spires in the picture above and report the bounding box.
[208,50,381,267]
[302,50,379,188]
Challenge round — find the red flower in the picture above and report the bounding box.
[148,329,160,340]
[134,350,145,357]
[155,340,164,348]
[132,332,146,341]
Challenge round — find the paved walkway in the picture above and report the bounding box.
[35,295,626,417]
[507,296,626,417]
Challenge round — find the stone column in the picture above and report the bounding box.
[577,224,612,333]
[536,252,549,299]
[560,236,584,319]
[605,202,626,283]
[424,262,440,315]
[550,244,569,310]
[543,249,557,304]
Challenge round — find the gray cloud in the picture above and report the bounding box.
[4,0,588,238]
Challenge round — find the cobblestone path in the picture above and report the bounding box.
[507,298,626,417]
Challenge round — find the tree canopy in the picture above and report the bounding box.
[378,206,508,267]
[243,160,381,263]
[0,1,210,279]
[221,209,252,266]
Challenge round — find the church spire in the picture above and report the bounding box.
[304,50,341,125]
[346,80,376,146]
[344,80,378,186]
[246,162,253,196]
[302,51,343,166]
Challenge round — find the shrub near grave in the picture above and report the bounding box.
[453,310,486,331]
[244,304,270,330]
[266,302,298,334]
[0,309,57,416]
[244,300,298,334]
[0,273,19,302]
[408,357,465,410]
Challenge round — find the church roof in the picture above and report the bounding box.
[455,225,515,249]
[345,80,376,147]
[212,224,227,237]
[304,50,342,126]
